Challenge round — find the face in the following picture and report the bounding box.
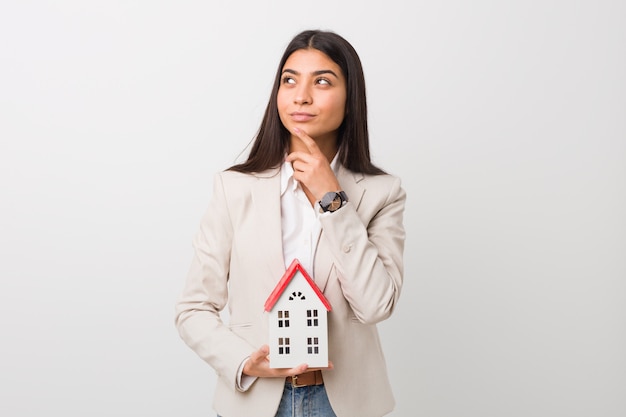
[277,48,347,143]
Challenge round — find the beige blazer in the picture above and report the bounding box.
[175,164,406,417]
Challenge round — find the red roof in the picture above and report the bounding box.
[264,259,332,312]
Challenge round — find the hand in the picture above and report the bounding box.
[243,344,334,378]
[285,128,341,202]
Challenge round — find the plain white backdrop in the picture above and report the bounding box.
[1,1,624,416]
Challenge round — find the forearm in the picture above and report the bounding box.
[320,177,406,323]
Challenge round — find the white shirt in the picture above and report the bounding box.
[237,155,340,390]
[280,157,323,276]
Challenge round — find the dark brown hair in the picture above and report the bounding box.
[228,30,385,175]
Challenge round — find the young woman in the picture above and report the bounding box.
[175,29,406,417]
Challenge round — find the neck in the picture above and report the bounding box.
[289,133,338,163]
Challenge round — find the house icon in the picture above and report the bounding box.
[264,259,332,368]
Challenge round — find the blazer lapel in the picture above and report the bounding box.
[250,168,286,283]
[337,165,365,212]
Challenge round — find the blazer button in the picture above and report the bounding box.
[342,244,352,253]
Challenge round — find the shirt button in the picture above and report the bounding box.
[342,244,352,253]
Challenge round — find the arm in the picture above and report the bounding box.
[285,127,406,325]
[174,172,257,388]
[320,175,406,324]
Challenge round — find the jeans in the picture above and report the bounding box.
[218,381,337,417]
[274,381,337,417]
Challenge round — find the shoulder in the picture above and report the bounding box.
[360,172,406,207]
[341,166,404,194]
[361,171,403,188]
[210,167,281,205]
[215,167,281,185]
[339,167,405,217]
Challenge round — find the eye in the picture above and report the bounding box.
[316,78,331,86]
[282,76,296,85]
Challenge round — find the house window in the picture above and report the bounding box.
[306,309,319,327]
[278,337,291,355]
[278,310,290,328]
[307,337,319,354]
[289,291,306,301]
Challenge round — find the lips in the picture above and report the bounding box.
[290,112,315,122]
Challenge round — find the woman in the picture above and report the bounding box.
[175,29,406,417]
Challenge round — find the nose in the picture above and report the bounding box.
[294,84,312,105]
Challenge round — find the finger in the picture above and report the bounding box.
[251,345,270,363]
[259,344,269,355]
[285,151,313,165]
[293,127,321,155]
[302,361,333,372]
[289,363,309,376]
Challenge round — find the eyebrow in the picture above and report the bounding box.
[282,68,339,78]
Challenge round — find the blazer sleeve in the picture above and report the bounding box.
[174,172,257,389]
[319,174,406,324]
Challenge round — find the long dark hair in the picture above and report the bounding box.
[228,30,385,175]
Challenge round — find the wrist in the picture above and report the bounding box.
[319,191,348,213]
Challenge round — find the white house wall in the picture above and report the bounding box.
[267,272,329,368]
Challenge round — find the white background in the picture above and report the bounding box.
[1,1,624,416]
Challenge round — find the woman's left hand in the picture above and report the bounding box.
[243,344,333,379]
[285,128,341,201]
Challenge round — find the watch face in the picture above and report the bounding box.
[320,191,346,212]
[329,196,342,211]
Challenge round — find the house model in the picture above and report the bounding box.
[264,259,332,368]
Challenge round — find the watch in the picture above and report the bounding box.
[319,191,348,213]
